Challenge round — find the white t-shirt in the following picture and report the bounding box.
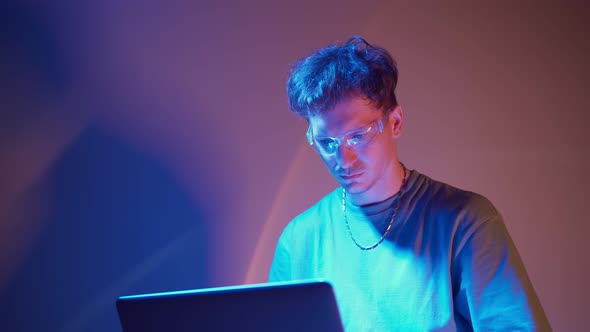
[269,170,550,331]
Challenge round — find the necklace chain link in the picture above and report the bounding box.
[342,163,408,251]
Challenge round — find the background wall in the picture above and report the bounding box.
[1,0,587,331]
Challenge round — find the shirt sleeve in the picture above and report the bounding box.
[268,228,292,282]
[451,213,552,331]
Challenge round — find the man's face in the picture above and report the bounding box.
[308,95,402,205]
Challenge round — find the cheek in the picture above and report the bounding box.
[362,141,391,167]
[320,155,336,169]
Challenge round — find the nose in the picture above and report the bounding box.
[335,145,357,170]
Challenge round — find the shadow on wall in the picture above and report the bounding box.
[0,126,209,332]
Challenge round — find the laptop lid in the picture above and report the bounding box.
[116,279,344,332]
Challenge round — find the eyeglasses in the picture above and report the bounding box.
[306,117,385,156]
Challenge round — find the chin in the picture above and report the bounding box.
[342,182,368,194]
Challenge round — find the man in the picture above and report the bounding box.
[269,36,551,331]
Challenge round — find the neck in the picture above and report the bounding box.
[347,162,408,206]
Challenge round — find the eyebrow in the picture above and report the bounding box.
[314,120,376,138]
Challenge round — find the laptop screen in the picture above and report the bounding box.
[116,279,344,332]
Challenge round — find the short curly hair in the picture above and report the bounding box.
[286,36,399,119]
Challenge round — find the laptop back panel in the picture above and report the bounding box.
[116,280,344,332]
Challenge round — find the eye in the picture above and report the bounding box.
[352,132,367,140]
[316,138,338,152]
[317,138,335,146]
[347,132,368,145]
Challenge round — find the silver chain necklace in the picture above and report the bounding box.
[342,163,408,251]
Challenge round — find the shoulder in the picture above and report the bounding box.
[279,188,339,240]
[408,171,513,260]
[407,171,500,229]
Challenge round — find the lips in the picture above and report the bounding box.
[340,172,364,180]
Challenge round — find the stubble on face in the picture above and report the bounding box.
[309,96,401,204]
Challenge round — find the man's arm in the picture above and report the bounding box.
[451,214,551,331]
[269,231,292,282]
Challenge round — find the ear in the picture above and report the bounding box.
[387,105,403,138]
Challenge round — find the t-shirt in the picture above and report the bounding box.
[269,170,550,331]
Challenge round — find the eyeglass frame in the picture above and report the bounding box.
[306,115,387,156]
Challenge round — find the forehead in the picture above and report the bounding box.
[309,96,382,135]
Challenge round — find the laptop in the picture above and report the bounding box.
[116,279,344,332]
